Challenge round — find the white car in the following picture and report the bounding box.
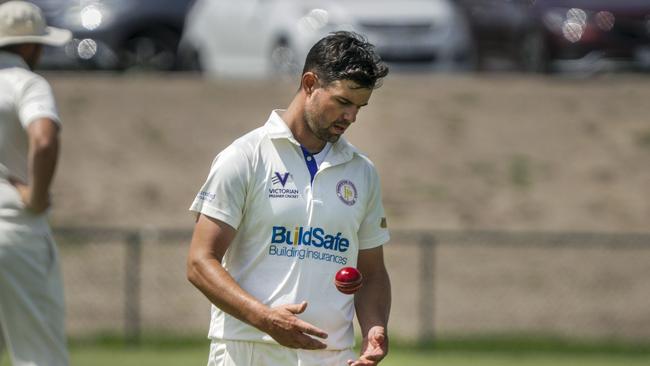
[181,0,474,78]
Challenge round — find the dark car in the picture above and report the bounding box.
[457,0,650,72]
[529,0,650,72]
[28,0,195,70]
[454,0,535,70]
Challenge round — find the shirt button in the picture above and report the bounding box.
[306,156,313,161]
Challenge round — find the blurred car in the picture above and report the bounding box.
[528,0,650,72]
[453,0,535,70]
[181,0,474,78]
[28,0,195,71]
[456,0,650,72]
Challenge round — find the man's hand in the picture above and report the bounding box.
[188,217,327,351]
[8,176,50,214]
[260,301,328,350]
[347,326,388,366]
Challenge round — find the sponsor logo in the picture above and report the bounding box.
[271,226,349,253]
[336,179,357,206]
[268,245,348,265]
[197,191,216,202]
[269,171,299,199]
[269,225,349,265]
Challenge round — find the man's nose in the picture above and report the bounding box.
[343,107,359,123]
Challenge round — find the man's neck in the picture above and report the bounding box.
[0,50,29,70]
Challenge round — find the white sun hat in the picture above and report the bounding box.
[0,1,71,47]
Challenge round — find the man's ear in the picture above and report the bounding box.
[301,72,319,95]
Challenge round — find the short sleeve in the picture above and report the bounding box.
[17,75,61,129]
[189,144,250,229]
[358,166,390,249]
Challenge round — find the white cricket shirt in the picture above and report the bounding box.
[190,110,389,350]
[0,51,61,233]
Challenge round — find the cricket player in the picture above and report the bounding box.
[0,2,71,365]
[188,31,391,366]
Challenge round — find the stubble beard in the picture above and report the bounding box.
[304,109,340,144]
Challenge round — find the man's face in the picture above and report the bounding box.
[24,44,43,70]
[303,79,373,144]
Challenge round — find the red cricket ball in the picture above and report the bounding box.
[334,267,363,295]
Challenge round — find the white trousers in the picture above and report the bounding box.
[208,339,357,366]
[0,227,68,366]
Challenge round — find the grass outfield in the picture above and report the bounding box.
[3,348,649,366]
[2,337,649,366]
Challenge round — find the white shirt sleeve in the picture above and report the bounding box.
[358,166,390,249]
[189,144,250,230]
[17,74,61,129]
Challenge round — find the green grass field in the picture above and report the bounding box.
[2,337,649,366]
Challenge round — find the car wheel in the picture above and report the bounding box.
[270,39,300,76]
[121,28,180,71]
[177,42,203,72]
[520,30,550,73]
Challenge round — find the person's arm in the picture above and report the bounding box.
[186,213,328,349]
[348,245,391,366]
[10,118,60,214]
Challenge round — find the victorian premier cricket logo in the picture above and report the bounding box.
[269,171,299,199]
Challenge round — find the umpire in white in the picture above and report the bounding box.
[0,1,71,365]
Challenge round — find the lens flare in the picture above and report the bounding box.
[77,38,98,60]
[595,11,615,31]
[80,5,102,30]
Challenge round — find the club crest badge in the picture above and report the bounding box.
[336,179,357,206]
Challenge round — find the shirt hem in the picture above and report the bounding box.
[359,232,390,250]
[207,335,354,351]
[189,203,241,229]
[22,113,61,128]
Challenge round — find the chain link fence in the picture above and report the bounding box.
[54,227,650,343]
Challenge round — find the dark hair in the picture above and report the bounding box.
[302,31,389,89]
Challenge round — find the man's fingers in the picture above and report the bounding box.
[295,319,328,339]
[300,335,328,350]
[347,356,381,366]
[8,176,25,188]
[282,331,327,350]
[285,301,308,314]
[370,333,385,346]
[364,352,383,362]
[347,359,375,366]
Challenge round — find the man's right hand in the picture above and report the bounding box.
[8,176,50,214]
[260,301,329,350]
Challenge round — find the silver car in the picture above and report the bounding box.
[182,0,474,78]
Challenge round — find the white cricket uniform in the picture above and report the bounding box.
[0,51,68,366]
[190,110,389,363]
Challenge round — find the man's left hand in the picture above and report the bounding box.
[347,326,388,366]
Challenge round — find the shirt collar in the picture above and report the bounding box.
[0,51,29,70]
[264,109,360,165]
[265,109,297,141]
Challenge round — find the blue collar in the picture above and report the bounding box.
[300,145,318,184]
